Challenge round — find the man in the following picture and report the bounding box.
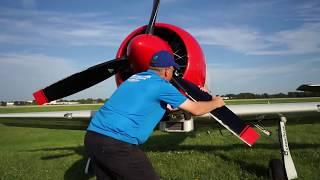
[84,50,225,180]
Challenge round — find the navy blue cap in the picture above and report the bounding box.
[150,50,180,69]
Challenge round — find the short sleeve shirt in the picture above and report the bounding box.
[87,70,187,144]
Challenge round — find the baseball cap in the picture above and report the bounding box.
[150,50,180,69]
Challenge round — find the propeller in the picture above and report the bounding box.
[146,0,160,34]
[33,0,162,105]
[33,57,128,105]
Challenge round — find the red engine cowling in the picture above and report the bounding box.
[116,23,206,87]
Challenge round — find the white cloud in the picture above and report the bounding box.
[206,58,320,94]
[294,0,320,22]
[0,9,129,101]
[189,26,272,55]
[262,23,320,55]
[21,0,36,10]
[162,0,180,3]
[0,53,116,101]
[190,23,320,55]
[0,8,135,47]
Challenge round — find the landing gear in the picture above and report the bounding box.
[269,115,298,180]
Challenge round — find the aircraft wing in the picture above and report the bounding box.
[0,102,319,119]
[227,102,320,117]
[0,110,95,118]
[297,84,320,92]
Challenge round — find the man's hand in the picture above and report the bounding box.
[179,96,225,116]
[198,86,210,93]
[212,96,225,109]
[166,104,179,111]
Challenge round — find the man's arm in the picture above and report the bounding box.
[179,96,225,116]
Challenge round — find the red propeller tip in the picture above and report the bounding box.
[33,89,49,105]
[240,125,260,146]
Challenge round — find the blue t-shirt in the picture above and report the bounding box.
[87,70,187,145]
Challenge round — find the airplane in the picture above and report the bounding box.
[0,0,319,179]
[297,84,320,93]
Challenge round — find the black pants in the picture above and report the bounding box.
[84,131,160,180]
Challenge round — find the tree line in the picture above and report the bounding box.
[222,91,320,99]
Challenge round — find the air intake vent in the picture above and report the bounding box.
[166,122,183,130]
[159,115,194,133]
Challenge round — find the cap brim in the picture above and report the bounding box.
[172,62,181,69]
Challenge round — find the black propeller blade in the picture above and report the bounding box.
[146,0,160,34]
[33,57,129,104]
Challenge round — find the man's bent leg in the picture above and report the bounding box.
[92,158,118,180]
[85,131,159,180]
[119,145,159,180]
[85,132,117,180]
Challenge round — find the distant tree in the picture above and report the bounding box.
[225,94,236,99]
[96,98,105,103]
[237,93,256,99]
[270,93,286,98]
[221,91,320,99]
[14,101,30,106]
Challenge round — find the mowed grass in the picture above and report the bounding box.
[0,123,90,180]
[0,104,102,114]
[0,118,320,180]
[147,121,320,180]
[0,98,319,179]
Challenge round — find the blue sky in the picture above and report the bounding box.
[0,0,319,101]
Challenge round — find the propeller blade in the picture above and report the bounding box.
[33,57,129,105]
[145,0,160,34]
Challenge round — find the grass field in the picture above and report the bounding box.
[0,98,319,179]
[0,104,102,114]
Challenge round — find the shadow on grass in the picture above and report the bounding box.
[24,134,320,180]
[0,118,89,130]
[1,113,319,131]
[26,146,93,180]
[143,133,319,178]
[142,132,320,152]
[215,152,269,177]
